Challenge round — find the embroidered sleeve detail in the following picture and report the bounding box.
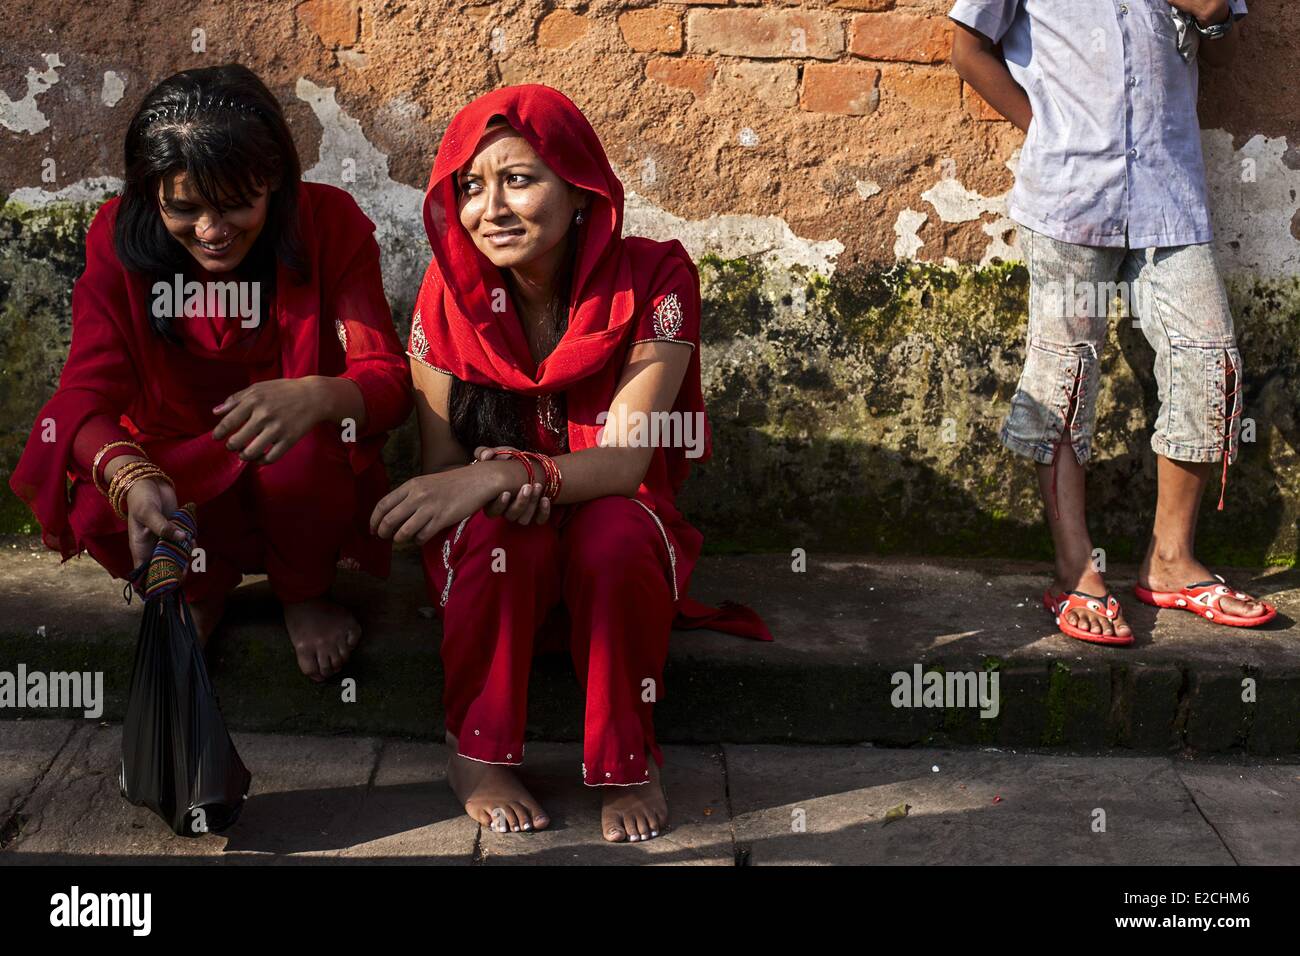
[407,351,454,375]
[651,291,684,339]
[408,308,429,360]
[334,317,348,352]
[407,309,453,373]
[631,337,696,350]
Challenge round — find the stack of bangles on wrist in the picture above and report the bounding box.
[495,448,563,500]
[94,441,174,520]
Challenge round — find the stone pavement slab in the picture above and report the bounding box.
[330,740,477,863]
[1,723,222,861]
[0,719,74,833]
[1173,763,1300,866]
[2,725,1293,866]
[475,743,734,865]
[725,745,1245,865]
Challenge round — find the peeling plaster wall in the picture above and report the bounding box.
[2,0,1299,564]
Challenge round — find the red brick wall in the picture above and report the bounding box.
[1,1,1295,269]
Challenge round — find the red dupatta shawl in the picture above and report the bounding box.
[413,84,769,640]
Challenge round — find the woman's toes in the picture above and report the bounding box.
[296,649,323,681]
[524,804,549,830]
[316,649,338,680]
[512,803,536,831]
[604,816,627,843]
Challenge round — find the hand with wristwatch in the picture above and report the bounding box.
[1169,1,1236,62]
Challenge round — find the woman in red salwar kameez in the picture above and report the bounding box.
[370,85,769,843]
[9,65,412,682]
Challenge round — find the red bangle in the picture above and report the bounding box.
[498,448,534,485]
[522,451,562,499]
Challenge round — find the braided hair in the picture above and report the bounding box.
[115,64,307,341]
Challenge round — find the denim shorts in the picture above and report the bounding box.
[1001,226,1243,466]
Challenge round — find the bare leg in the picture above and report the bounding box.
[600,755,668,843]
[445,731,550,833]
[1137,456,1267,617]
[1036,441,1132,639]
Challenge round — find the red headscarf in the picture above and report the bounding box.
[412,84,769,640]
[417,84,707,470]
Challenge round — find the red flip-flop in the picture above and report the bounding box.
[1043,589,1134,646]
[1134,575,1277,627]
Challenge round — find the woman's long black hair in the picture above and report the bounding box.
[115,64,307,342]
[448,121,581,452]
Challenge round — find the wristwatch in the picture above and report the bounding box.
[1190,6,1234,39]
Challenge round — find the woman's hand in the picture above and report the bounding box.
[212,377,328,463]
[475,446,552,525]
[371,460,521,546]
[122,474,189,570]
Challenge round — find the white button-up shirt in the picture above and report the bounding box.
[949,0,1248,248]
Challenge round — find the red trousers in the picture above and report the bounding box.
[83,428,356,604]
[423,495,675,787]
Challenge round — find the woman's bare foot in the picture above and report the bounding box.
[601,758,668,843]
[445,732,549,833]
[188,594,227,649]
[1053,568,1133,640]
[282,595,361,682]
[1138,551,1269,619]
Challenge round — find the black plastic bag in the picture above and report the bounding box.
[118,504,251,837]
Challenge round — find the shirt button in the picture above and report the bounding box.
[1128,76,1138,87]
[1120,3,1128,13]
[1129,148,1138,158]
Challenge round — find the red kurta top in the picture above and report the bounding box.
[406,82,768,639]
[9,182,413,578]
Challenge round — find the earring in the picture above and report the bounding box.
[575,209,585,226]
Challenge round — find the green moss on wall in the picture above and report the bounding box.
[3,204,1298,566]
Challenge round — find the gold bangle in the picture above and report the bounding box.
[111,467,169,521]
[108,461,163,500]
[92,441,146,494]
[108,462,170,520]
[106,461,157,511]
[105,461,149,504]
